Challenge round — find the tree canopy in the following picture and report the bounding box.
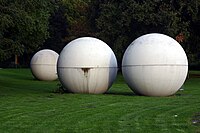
[0,0,200,67]
[94,0,199,61]
[0,0,54,61]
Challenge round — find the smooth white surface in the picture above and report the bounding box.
[122,33,188,96]
[57,37,118,94]
[30,49,59,81]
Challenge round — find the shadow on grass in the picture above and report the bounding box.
[107,90,192,97]
[51,84,191,97]
[105,91,136,96]
[52,89,136,96]
[52,87,137,97]
[174,93,193,97]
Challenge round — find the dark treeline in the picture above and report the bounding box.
[0,0,200,68]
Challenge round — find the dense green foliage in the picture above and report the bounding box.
[0,0,200,66]
[94,0,200,62]
[0,69,200,132]
[43,0,94,53]
[0,0,54,60]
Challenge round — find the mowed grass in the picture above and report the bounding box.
[0,69,200,133]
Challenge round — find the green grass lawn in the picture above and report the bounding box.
[0,69,200,133]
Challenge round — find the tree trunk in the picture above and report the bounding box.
[15,55,19,68]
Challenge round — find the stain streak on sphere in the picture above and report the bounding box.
[57,37,118,94]
[122,33,188,96]
[30,49,59,81]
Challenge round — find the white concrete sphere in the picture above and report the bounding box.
[57,37,118,94]
[122,33,188,96]
[30,49,59,81]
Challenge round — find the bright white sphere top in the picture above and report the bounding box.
[122,33,188,66]
[31,49,59,65]
[58,37,117,68]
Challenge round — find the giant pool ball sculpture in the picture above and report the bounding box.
[122,33,188,96]
[30,49,59,81]
[57,37,118,94]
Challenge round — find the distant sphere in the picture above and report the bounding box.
[30,49,59,81]
[57,37,118,94]
[122,33,188,96]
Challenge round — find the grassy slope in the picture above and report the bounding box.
[0,69,200,133]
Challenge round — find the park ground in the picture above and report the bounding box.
[0,69,200,133]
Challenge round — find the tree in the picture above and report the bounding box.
[94,0,200,63]
[0,0,54,61]
[43,0,95,53]
[42,2,68,53]
[62,0,95,42]
[177,0,200,66]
